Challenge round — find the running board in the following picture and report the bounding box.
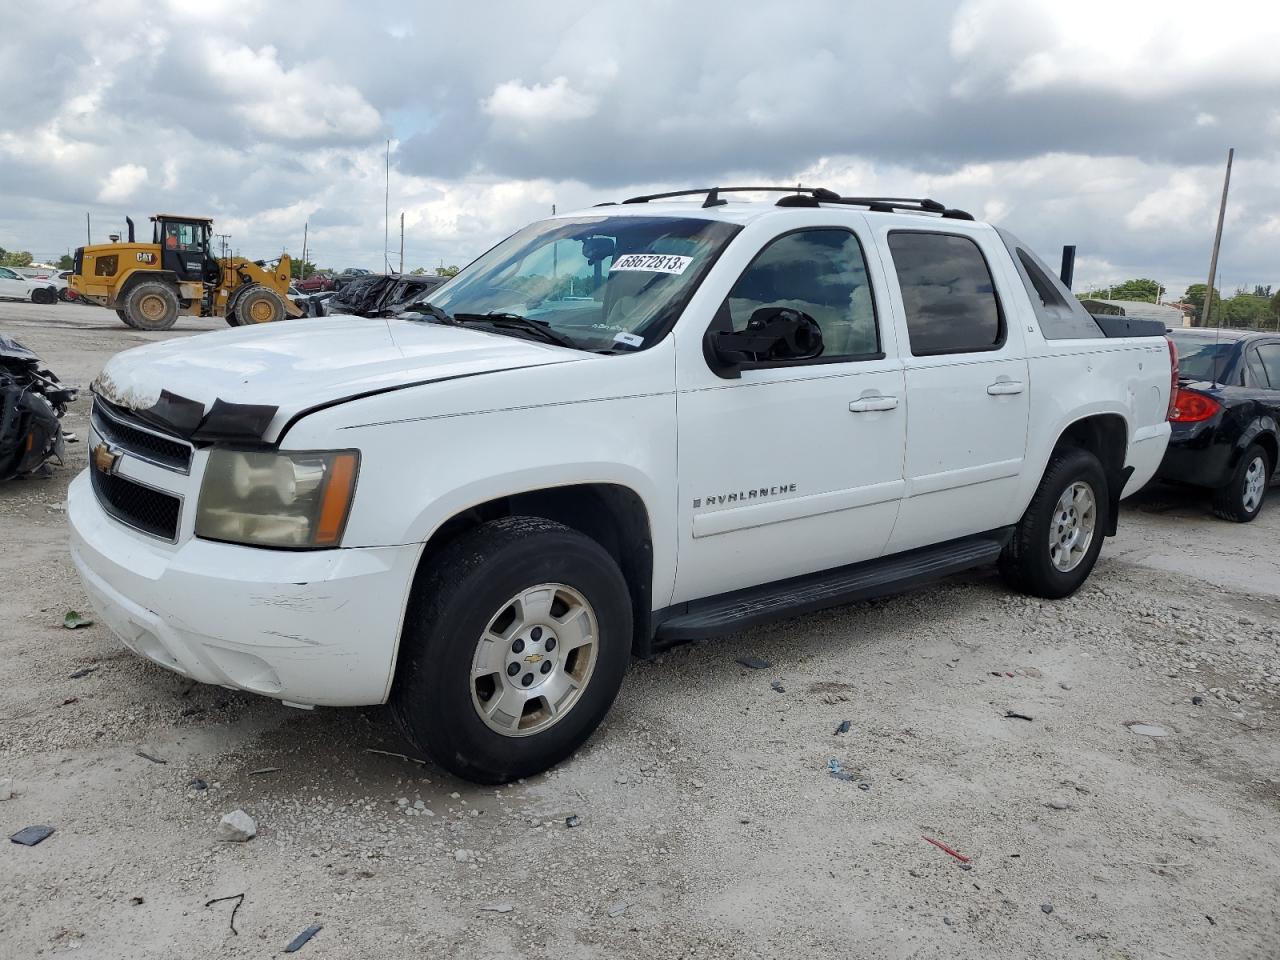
[654,530,1011,642]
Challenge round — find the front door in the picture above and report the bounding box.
[158,220,208,282]
[0,267,27,299]
[672,224,906,604]
[877,228,1030,552]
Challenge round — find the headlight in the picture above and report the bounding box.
[195,448,360,548]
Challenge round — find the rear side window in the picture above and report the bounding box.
[1256,344,1280,390]
[888,232,1003,355]
[1245,347,1270,388]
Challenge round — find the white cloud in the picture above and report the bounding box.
[952,0,1280,98]
[202,40,383,141]
[98,164,149,203]
[1195,112,1218,127]
[1124,171,1209,231]
[482,76,599,124]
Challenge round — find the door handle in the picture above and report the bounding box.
[849,396,899,413]
[986,380,1025,396]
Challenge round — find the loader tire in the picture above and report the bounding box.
[115,308,140,329]
[235,285,287,325]
[124,281,180,331]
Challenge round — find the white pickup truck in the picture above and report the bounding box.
[69,187,1174,783]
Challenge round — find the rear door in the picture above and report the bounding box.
[672,220,906,603]
[876,227,1030,552]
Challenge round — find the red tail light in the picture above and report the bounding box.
[1170,388,1220,423]
[1165,336,1179,420]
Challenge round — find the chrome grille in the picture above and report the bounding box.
[92,398,192,473]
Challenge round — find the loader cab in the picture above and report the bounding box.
[151,215,218,285]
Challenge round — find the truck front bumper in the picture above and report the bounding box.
[67,471,421,707]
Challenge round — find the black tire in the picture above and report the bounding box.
[115,308,140,329]
[1211,443,1270,522]
[999,446,1109,600]
[57,288,71,302]
[123,281,180,331]
[234,285,286,325]
[30,286,56,305]
[391,517,632,784]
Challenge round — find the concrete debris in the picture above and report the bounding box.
[216,810,257,842]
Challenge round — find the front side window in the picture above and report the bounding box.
[889,232,1003,356]
[0,267,17,279]
[725,229,879,361]
[425,215,740,352]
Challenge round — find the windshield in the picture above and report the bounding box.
[1169,333,1236,382]
[420,215,740,351]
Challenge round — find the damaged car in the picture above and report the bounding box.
[1,334,77,480]
[68,188,1173,784]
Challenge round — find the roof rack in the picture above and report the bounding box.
[615,186,974,220]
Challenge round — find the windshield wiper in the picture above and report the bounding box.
[452,312,578,349]
[406,301,457,325]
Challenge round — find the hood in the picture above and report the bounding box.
[94,316,582,442]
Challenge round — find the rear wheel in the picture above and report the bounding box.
[234,285,287,325]
[1212,444,1270,522]
[124,281,180,331]
[30,287,56,305]
[390,517,632,784]
[115,308,139,329]
[999,446,1109,599]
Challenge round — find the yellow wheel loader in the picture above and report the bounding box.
[69,215,302,331]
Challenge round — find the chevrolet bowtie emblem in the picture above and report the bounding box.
[524,653,544,664]
[92,442,122,475]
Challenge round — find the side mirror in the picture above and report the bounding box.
[711,308,824,368]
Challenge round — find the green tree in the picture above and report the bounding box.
[56,253,74,270]
[289,258,318,280]
[409,266,428,276]
[0,250,34,267]
[1271,289,1280,317]
[1220,294,1273,329]
[1184,283,1223,324]
[434,265,460,277]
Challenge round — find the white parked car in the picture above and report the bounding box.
[0,266,58,303]
[68,188,1174,783]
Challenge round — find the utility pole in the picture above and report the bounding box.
[301,221,309,278]
[399,212,404,274]
[1199,147,1233,328]
[384,139,390,274]
[86,213,91,245]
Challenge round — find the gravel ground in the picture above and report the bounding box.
[2,302,1279,959]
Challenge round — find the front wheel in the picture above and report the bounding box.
[1212,444,1270,522]
[234,285,287,325]
[391,517,632,784]
[124,281,180,331]
[999,447,1109,599]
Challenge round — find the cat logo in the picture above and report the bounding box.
[135,252,156,264]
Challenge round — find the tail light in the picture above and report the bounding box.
[1165,336,1179,420]
[1170,388,1221,423]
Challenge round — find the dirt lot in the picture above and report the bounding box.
[2,301,1278,959]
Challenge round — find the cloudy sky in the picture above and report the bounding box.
[2,0,1277,295]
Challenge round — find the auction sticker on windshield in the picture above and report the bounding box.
[610,254,693,274]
